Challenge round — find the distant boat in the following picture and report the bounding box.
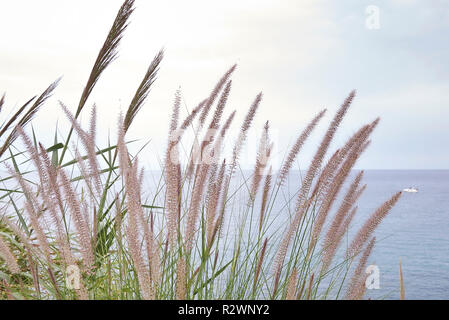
[403,187,418,193]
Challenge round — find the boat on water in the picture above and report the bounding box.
[403,187,418,193]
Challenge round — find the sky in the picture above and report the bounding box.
[0,0,448,170]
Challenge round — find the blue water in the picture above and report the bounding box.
[209,169,449,299]
[4,168,448,299]
[350,170,449,300]
[213,169,449,299]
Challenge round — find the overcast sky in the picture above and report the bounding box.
[1,0,448,170]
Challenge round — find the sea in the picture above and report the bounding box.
[346,170,449,300]
[2,168,449,299]
[197,169,449,300]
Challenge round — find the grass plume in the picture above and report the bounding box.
[0,4,404,302]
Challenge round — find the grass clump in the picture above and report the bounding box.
[0,0,401,300]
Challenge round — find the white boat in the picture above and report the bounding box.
[403,187,418,193]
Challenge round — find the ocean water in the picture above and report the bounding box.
[2,168,448,299]
[199,169,449,299]
[148,169,449,299]
[349,170,449,300]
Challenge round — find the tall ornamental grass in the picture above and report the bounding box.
[0,0,401,300]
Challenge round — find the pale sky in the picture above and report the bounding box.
[0,0,448,169]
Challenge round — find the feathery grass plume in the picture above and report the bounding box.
[207,80,231,133]
[286,268,298,300]
[176,256,187,300]
[198,65,236,128]
[132,159,157,293]
[39,143,75,265]
[336,204,359,243]
[230,92,262,176]
[16,127,73,265]
[259,166,272,232]
[0,79,60,157]
[400,260,405,300]
[198,80,232,166]
[206,159,226,246]
[273,90,356,289]
[310,128,363,204]
[117,115,153,299]
[58,167,95,269]
[38,142,63,200]
[310,118,377,204]
[179,100,206,132]
[211,110,236,159]
[346,237,376,300]
[150,234,162,290]
[215,160,226,211]
[310,127,373,253]
[170,99,207,153]
[88,105,101,192]
[0,98,35,158]
[313,113,377,204]
[59,0,135,164]
[278,109,327,186]
[117,114,131,179]
[76,0,135,117]
[131,161,156,276]
[60,102,102,197]
[124,49,164,132]
[16,126,47,189]
[249,121,271,201]
[199,109,235,245]
[309,149,341,202]
[6,164,52,262]
[126,162,153,299]
[0,97,35,140]
[306,273,314,300]
[218,93,262,219]
[89,103,96,140]
[26,251,40,297]
[321,171,365,271]
[253,238,268,293]
[170,89,181,133]
[18,78,61,128]
[220,110,236,137]
[173,98,206,170]
[165,90,182,246]
[206,161,219,201]
[52,157,89,268]
[185,160,210,252]
[208,162,229,247]
[348,191,402,257]
[0,235,20,274]
[74,145,95,195]
[186,65,236,179]
[184,91,236,251]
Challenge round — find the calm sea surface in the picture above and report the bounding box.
[147,169,449,299]
[208,169,449,299]
[337,170,449,300]
[3,169,448,299]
